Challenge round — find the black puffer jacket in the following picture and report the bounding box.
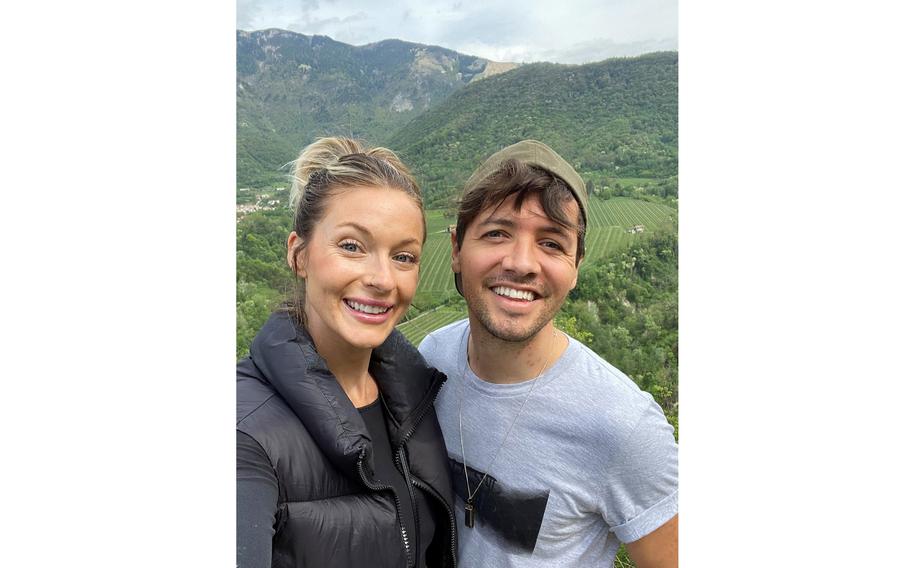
[237,311,457,568]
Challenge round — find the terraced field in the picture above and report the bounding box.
[415,232,457,303]
[586,197,676,230]
[398,307,467,345]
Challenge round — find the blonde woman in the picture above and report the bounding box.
[237,138,456,568]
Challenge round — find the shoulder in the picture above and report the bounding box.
[236,356,299,441]
[237,357,275,423]
[560,338,656,412]
[417,318,468,362]
[553,337,674,449]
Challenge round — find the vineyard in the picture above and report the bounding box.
[398,307,467,345]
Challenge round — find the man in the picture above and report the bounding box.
[418,140,678,567]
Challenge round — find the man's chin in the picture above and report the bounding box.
[467,294,552,342]
[478,315,547,343]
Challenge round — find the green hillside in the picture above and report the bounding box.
[387,52,678,206]
[237,29,516,188]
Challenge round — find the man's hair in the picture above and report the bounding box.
[455,158,586,264]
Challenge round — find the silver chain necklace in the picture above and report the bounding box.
[457,328,557,528]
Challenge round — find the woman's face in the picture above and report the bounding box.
[288,185,425,351]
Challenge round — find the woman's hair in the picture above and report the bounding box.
[286,136,425,323]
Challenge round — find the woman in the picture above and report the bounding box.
[237,137,456,568]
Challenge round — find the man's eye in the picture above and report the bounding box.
[483,230,505,238]
[542,241,564,251]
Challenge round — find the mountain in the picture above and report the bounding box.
[387,52,678,206]
[236,29,518,188]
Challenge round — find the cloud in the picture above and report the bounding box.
[237,0,266,31]
[237,0,678,63]
[539,37,679,64]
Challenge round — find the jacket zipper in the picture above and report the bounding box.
[395,371,458,568]
[396,447,421,566]
[357,453,415,568]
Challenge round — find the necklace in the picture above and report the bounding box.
[457,328,557,528]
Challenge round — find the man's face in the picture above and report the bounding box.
[452,193,581,343]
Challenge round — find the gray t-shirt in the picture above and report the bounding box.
[419,319,678,567]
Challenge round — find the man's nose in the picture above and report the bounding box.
[500,237,540,276]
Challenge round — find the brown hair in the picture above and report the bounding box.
[286,137,425,323]
[455,158,586,263]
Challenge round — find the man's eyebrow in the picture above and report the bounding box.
[476,217,573,239]
[476,217,516,228]
[539,225,573,238]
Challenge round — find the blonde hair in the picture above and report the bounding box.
[286,136,425,322]
[289,137,421,211]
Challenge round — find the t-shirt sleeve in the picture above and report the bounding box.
[237,430,280,568]
[600,399,678,544]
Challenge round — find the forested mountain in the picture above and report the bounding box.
[237,29,517,188]
[388,52,678,205]
[237,30,677,205]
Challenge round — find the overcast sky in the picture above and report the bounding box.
[237,0,677,64]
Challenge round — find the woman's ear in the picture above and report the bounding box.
[287,232,306,278]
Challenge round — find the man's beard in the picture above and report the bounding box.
[466,275,558,343]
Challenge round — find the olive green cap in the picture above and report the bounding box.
[461,139,588,223]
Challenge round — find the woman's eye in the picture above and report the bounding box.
[393,253,417,264]
[339,241,360,253]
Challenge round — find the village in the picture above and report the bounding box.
[236,187,286,220]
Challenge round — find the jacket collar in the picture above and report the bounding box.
[250,310,445,474]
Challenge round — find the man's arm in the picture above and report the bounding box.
[625,514,678,568]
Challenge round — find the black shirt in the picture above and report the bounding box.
[359,398,435,568]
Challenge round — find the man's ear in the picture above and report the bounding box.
[287,232,306,278]
[450,230,461,274]
[571,254,584,289]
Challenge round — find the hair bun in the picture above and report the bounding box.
[289,137,367,208]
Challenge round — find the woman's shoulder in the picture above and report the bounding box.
[237,357,294,434]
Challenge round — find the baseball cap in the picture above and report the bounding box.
[461,139,588,224]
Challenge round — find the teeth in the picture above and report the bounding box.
[345,300,391,314]
[492,286,534,301]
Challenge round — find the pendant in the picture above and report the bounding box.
[464,500,475,528]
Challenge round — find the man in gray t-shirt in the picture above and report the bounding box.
[418,140,678,567]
